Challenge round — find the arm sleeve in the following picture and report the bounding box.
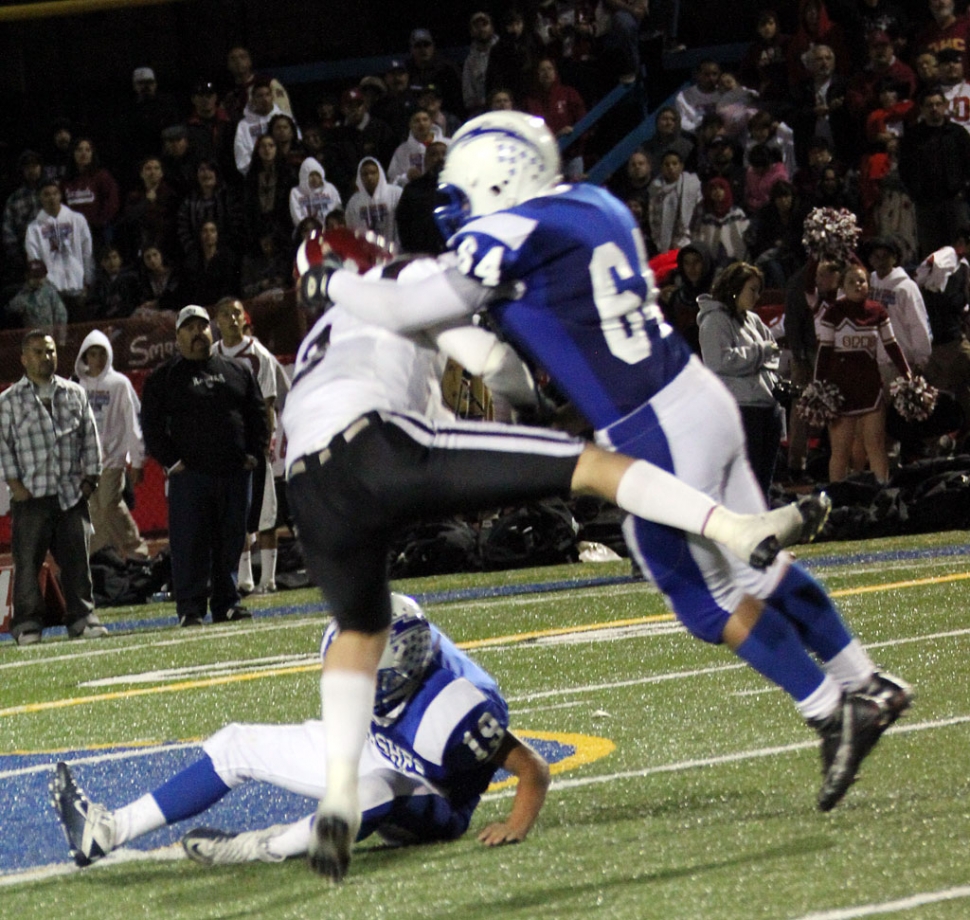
[328,263,490,333]
[0,399,20,481]
[432,322,539,408]
[80,394,103,477]
[139,369,179,469]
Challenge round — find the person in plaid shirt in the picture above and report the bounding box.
[0,330,106,646]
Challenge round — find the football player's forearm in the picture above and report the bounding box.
[498,734,550,838]
[329,265,480,333]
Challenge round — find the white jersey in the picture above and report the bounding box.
[945,81,970,134]
[213,335,279,402]
[281,261,451,473]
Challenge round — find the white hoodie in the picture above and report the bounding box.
[74,329,145,470]
[233,102,288,175]
[387,124,447,187]
[869,265,933,369]
[345,157,402,247]
[25,204,94,293]
[288,157,342,227]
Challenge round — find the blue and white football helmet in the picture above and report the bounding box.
[321,593,436,722]
[434,111,562,239]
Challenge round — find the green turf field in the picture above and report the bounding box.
[3,531,969,920]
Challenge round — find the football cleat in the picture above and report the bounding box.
[49,762,116,866]
[307,808,359,882]
[706,491,832,570]
[182,825,288,866]
[813,692,889,812]
[866,670,914,726]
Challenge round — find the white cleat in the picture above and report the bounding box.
[182,825,288,865]
[705,492,832,569]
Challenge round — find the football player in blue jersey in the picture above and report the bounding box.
[49,595,551,868]
[312,112,914,821]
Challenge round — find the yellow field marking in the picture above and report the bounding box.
[3,570,967,718]
[488,730,616,791]
[829,570,970,597]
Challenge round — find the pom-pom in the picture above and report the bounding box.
[801,207,861,261]
[796,380,844,426]
[889,374,938,422]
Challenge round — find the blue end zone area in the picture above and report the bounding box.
[2,735,579,874]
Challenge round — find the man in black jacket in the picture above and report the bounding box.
[899,86,970,257]
[141,305,268,627]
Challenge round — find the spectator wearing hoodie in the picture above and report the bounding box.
[690,177,751,270]
[388,109,447,186]
[289,157,342,229]
[24,179,95,320]
[75,330,149,561]
[345,157,402,246]
[234,77,290,177]
[698,261,783,498]
[867,237,933,385]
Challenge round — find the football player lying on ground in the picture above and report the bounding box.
[50,596,549,867]
[302,113,913,881]
[280,230,831,881]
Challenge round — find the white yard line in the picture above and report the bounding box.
[785,885,970,919]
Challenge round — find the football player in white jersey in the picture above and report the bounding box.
[305,114,913,852]
[212,297,286,594]
[277,226,829,882]
[50,597,550,867]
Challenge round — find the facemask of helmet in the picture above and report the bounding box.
[434,111,561,239]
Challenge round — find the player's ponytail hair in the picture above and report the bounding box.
[711,261,764,318]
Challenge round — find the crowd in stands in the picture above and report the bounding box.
[3,1,970,488]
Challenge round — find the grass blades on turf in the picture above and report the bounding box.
[2,530,970,920]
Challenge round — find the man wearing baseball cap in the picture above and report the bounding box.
[140,305,269,627]
[406,26,464,119]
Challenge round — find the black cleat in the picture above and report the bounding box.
[813,692,888,812]
[866,670,914,726]
[307,813,354,882]
[49,762,116,866]
[795,491,832,544]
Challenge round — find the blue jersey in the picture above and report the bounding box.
[450,183,693,431]
[370,625,509,809]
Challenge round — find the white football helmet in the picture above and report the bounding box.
[320,593,436,723]
[435,111,562,237]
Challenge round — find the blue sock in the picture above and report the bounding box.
[768,564,852,662]
[151,754,231,824]
[735,605,827,702]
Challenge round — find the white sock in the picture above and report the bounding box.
[319,670,375,815]
[796,674,843,722]
[822,640,875,692]
[266,816,314,858]
[259,548,277,586]
[238,550,253,587]
[113,793,167,847]
[614,460,716,534]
